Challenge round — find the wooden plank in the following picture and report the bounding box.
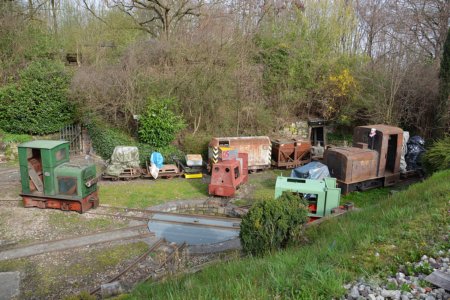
[425,270,450,291]
[28,166,43,192]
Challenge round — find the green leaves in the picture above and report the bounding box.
[422,136,450,173]
[240,192,309,256]
[84,118,136,160]
[138,98,185,148]
[0,59,74,135]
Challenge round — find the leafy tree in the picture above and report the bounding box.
[138,98,185,147]
[0,59,74,135]
[239,192,309,256]
[435,28,450,137]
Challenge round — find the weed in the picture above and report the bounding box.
[418,279,428,288]
[386,282,397,290]
[400,283,411,292]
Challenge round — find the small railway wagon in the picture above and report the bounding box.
[208,136,271,171]
[18,140,99,213]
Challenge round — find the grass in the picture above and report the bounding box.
[245,170,290,201]
[125,170,450,300]
[99,179,209,208]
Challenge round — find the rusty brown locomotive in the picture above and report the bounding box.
[324,125,403,194]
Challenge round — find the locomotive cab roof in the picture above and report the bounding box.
[355,125,403,135]
[18,140,69,149]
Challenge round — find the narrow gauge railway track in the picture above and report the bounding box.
[0,199,21,202]
[90,240,187,296]
[88,206,241,230]
[98,204,242,221]
[0,224,153,261]
[0,168,18,175]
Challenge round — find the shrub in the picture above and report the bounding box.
[137,143,184,165]
[182,132,211,159]
[138,98,185,148]
[422,136,450,173]
[239,192,309,256]
[85,119,184,165]
[0,59,74,134]
[84,118,136,160]
[0,129,33,144]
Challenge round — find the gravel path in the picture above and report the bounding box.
[0,224,153,260]
[344,250,450,300]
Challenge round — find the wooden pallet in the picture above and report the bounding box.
[141,164,184,179]
[102,168,141,181]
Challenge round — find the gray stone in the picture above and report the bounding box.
[381,289,401,299]
[422,255,429,261]
[397,273,406,280]
[429,258,437,264]
[0,272,20,300]
[350,286,360,299]
[376,296,385,300]
[368,294,377,300]
[361,289,369,297]
[101,281,123,298]
[344,284,352,289]
[425,296,436,300]
[401,296,409,300]
[442,258,449,263]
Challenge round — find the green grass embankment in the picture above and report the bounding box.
[127,170,449,299]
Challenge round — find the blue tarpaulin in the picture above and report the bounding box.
[150,152,164,169]
[290,161,330,180]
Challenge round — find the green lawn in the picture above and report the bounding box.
[125,170,450,299]
[99,179,209,208]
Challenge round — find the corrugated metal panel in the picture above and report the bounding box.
[209,136,271,170]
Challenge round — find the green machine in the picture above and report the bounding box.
[18,140,99,213]
[274,177,341,218]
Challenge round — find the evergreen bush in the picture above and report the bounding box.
[422,136,450,173]
[0,59,74,134]
[138,98,185,148]
[239,192,309,256]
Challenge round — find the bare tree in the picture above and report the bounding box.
[103,0,209,38]
[391,0,449,64]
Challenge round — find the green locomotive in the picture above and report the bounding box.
[18,140,99,213]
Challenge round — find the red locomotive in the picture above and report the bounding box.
[208,153,249,197]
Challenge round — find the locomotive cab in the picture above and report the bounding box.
[324,125,403,194]
[18,140,99,213]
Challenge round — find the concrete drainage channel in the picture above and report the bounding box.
[145,199,246,254]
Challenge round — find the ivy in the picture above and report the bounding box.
[84,118,136,160]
